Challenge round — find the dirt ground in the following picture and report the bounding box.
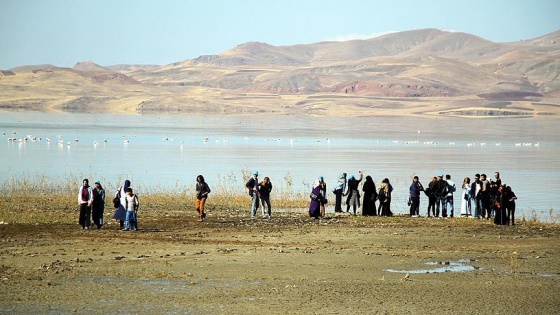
[0,210,559,314]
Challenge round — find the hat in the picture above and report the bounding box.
[318,176,324,181]
[253,170,259,175]
[438,173,444,177]
[95,180,100,184]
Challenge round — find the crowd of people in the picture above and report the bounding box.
[77,170,518,230]
[307,171,517,225]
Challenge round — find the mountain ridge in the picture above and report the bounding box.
[1,28,559,116]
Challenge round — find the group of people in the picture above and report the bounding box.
[78,179,139,230]
[420,172,517,225]
[79,171,518,228]
[308,171,517,225]
[245,171,273,219]
[77,179,106,229]
[78,175,212,230]
[310,171,395,219]
[458,172,517,225]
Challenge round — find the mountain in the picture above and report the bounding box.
[1,28,559,116]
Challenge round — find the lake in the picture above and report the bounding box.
[1,111,559,222]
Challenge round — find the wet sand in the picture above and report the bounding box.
[0,210,558,314]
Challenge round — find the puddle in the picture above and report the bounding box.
[384,259,477,274]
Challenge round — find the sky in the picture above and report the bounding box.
[1,0,559,69]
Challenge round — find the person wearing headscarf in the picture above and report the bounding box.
[346,171,363,215]
[245,171,260,219]
[77,179,93,229]
[318,176,327,217]
[332,173,347,213]
[309,179,324,219]
[91,180,105,229]
[362,175,377,216]
[113,179,130,229]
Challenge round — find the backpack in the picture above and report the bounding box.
[448,183,456,193]
[378,189,386,202]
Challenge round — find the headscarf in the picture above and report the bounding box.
[313,179,321,189]
[338,173,347,183]
[124,180,131,191]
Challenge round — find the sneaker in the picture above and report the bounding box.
[133,228,138,231]
[122,228,129,231]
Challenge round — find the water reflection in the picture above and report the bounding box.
[384,259,477,274]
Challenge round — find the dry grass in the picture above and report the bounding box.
[0,173,310,224]
[0,174,557,227]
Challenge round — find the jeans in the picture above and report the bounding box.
[446,195,454,217]
[473,197,482,218]
[260,195,271,217]
[436,196,447,217]
[251,194,260,218]
[125,210,137,230]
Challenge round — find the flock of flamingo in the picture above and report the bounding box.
[4,131,541,148]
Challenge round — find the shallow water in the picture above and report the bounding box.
[1,112,559,221]
[384,259,476,274]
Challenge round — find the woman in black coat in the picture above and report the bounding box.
[362,176,377,216]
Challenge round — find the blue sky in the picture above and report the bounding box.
[1,0,559,69]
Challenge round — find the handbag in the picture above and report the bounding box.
[309,192,318,201]
[464,193,470,201]
[113,196,121,208]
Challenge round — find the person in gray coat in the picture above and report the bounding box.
[345,171,363,215]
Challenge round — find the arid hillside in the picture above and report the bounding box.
[1,28,559,117]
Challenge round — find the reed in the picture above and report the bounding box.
[0,173,557,225]
[0,171,310,224]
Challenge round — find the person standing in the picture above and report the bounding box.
[409,176,424,217]
[378,178,394,216]
[317,176,327,217]
[504,186,517,226]
[434,174,448,218]
[493,185,509,225]
[123,188,139,231]
[362,175,377,216]
[492,172,502,193]
[425,176,437,217]
[346,172,363,215]
[490,172,502,220]
[332,173,347,213]
[91,180,105,229]
[480,174,492,219]
[195,175,211,222]
[246,171,260,219]
[460,177,471,217]
[471,174,482,219]
[78,179,93,229]
[113,180,130,229]
[309,179,324,219]
[445,174,456,218]
[258,176,273,219]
